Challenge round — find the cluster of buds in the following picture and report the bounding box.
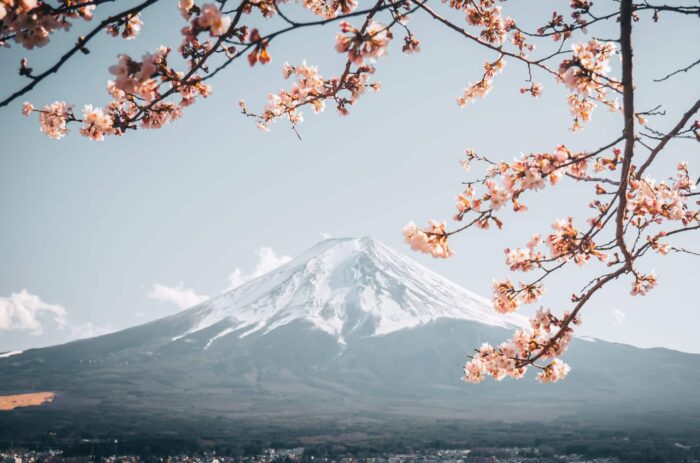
[105,13,142,40]
[536,5,590,42]
[631,272,657,296]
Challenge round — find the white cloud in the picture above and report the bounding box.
[225,246,291,291]
[70,322,113,341]
[612,308,626,325]
[147,283,210,310]
[0,289,66,335]
[320,232,334,240]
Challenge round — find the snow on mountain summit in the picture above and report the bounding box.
[173,237,526,347]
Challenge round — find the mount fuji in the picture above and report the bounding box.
[2,237,700,440]
[172,237,526,346]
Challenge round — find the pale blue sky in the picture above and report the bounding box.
[1,1,698,352]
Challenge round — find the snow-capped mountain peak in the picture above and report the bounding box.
[173,237,526,346]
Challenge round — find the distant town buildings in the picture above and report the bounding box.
[0,447,623,463]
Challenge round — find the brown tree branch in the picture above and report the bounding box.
[635,98,700,178]
[614,0,636,269]
[654,56,700,82]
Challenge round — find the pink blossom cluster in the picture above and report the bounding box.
[33,100,73,139]
[465,2,508,44]
[559,40,620,131]
[402,33,421,54]
[491,279,521,313]
[463,308,574,384]
[252,61,328,130]
[457,57,505,107]
[191,3,232,37]
[179,2,235,70]
[491,277,544,314]
[402,221,453,259]
[443,0,512,45]
[0,0,96,49]
[25,43,213,139]
[452,145,597,221]
[520,82,543,98]
[303,0,358,19]
[243,60,379,130]
[535,359,571,384]
[547,217,606,266]
[504,234,544,272]
[627,165,697,227]
[335,20,392,65]
[108,49,169,102]
[249,14,391,131]
[79,104,114,141]
[463,342,527,383]
[631,272,657,296]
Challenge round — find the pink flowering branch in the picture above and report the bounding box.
[0,0,160,108]
[403,0,699,384]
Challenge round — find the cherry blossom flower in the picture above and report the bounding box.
[179,0,194,19]
[559,40,620,130]
[79,105,114,141]
[536,359,571,384]
[141,102,183,129]
[21,101,33,116]
[402,34,420,54]
[106,13,142,40]
[303,0,358,19]
[108,48,169,101]
[402,220,453,258]
[492,279,520,314]
[195,3,232,37]
[38,101,72,139]
[457,57,505,106]
[631,272,658,296]
[335,20,392,65]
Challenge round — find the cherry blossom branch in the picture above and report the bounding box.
[653,57,700,82]
[203,1,410,82]
[636,98,700,178]
[614,0,636,270]
[412,1,560,77]
[0,0,161,108]
[516,265,628,368]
